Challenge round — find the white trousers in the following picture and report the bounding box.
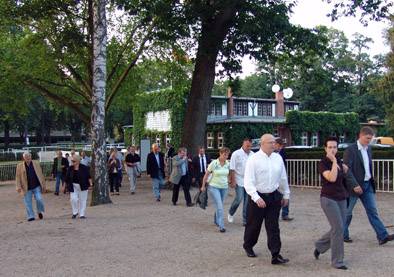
[70,183,88,217]
[126,166,138,192]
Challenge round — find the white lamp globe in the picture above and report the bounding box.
[272,84,280,93]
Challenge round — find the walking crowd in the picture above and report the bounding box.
[14,126,393,270]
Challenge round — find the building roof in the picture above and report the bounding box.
[211,95,299,104]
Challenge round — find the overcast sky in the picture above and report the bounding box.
[239,0,392,78]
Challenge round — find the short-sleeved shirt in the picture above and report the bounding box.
[319,157,348,201]
[230,148,254,187]
[207,159,230,189]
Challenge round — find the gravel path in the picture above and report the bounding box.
[1,176,393,277]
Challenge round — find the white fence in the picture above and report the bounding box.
[287,159,394,193]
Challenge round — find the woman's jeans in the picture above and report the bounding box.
[23,186,45,220]
[208,186,228,229]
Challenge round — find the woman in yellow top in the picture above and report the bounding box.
[201,147,231,232]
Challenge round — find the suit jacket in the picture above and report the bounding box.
[169,155,189,185]
[343,142,375,195]
[52,157,69,177]
[146,151,165,178]
[65,164,91,192]
[16,161,46,195]
[192,154,211,179]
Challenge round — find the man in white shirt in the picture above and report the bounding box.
[227,138,254,226]
[243,134,290,265]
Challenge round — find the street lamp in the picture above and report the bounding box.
[272,84,293,99]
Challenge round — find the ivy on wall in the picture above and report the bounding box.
[286,110,359,145]
[130,88,188,148]
[206,122,278,152]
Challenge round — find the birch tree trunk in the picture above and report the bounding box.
[90,0,111,206]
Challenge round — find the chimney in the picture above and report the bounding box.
[275,90,285,117]
[227,87,234,117]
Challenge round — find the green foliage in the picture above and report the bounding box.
[285,147,394,159]
[206,123,277,152]
[131,88,188,148]
[286,110,359,145]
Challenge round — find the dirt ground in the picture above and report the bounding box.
[1,176,393,277]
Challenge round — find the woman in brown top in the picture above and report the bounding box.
[314,137,351,270]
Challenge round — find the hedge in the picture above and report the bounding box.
[286,110,359,146]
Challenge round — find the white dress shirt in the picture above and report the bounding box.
[229,148,254,187]
[357,140,372,181]
[244,149,290,202]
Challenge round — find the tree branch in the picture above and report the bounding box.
[32,77,91,105]
[107,21,144,83]
[24,80,90,124]
[105,24,155,110]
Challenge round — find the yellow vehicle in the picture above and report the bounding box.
[371,137,394,146]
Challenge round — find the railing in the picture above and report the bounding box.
[287,159,394,193]
[0,162,53,182]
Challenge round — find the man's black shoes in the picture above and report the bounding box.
[271,255,289,265]
[38,213,43,220]
[344,238,353,243]
[244,247,256,258]
[379,234,394,245]
[313,249,320,260]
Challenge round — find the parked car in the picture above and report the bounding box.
[338,143,351,149]
[371,137,394,146]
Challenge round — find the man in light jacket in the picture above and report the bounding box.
[16,152,46,221]
[170,147,193,207]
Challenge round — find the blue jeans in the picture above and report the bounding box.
[55,172,64,193]
[281,202,290,218]
[228,185,248,224]
[344,180,388,241]
[208,186,228,229]
[23,186,45,220]
[152,172,165,199]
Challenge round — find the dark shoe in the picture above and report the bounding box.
[27,218,35,222]
[244,247,257,258]
[38,213,43,220]
[344,238,353,243]
[115,192,120,195]
[54,192,59,196]
[219,228,226,233]
[313,249,320,260]
[80,216,86,219]
[156,198,161,202]
[187,203,194,207]
[130,191,135,195]
[271,255,289,265]
[378,234,394,245]
[282,216,294,221]
[72,214,78,219]
[337,265,348,270]
[172,202,177,206]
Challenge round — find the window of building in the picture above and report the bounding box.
[217,132,224,148]
[311,132,319,147]
[156,134,161,146]
[234,101,248,116]
[339,133,345,143]
[207,132,214,149]
[209,102,223,116]
[257,102,272,116]
[165,133,171,144]
[285,104,295,112]
[301,132,308,146]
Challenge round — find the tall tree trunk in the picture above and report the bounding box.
[181,3,238,155]
[4,120,10,150]
[90,0,111,206]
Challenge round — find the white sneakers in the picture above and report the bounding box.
[227,213,234,223]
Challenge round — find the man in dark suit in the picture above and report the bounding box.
[274,138,294,221]
[191,146,211,188]
[146,143,165,201]
[52,150,69,195]
[343,126,394,245]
